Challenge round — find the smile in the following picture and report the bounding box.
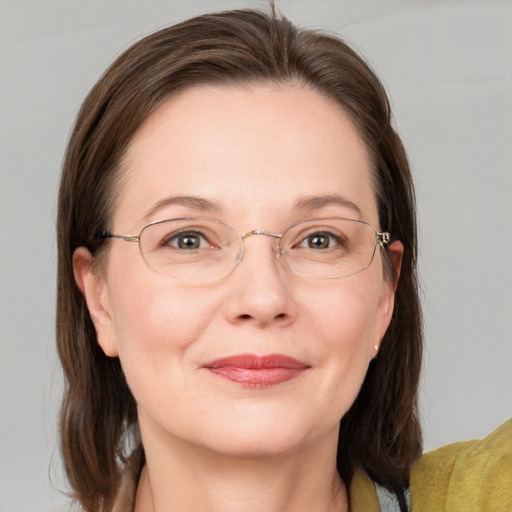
[202,354,310,388]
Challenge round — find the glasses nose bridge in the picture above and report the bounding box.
[242,229,282,241]
[238,229,283,261]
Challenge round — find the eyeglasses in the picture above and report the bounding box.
[102,217,390,282]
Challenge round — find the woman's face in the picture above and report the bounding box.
[75,84,400,457]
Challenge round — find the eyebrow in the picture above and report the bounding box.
[292,194,363,218]
[144,195,222,219]
[144,193,362,221]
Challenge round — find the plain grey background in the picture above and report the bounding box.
[1,1,511,510]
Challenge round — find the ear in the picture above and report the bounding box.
[73,247,119,357]
[387,240,403,292]
[375,240,403,345]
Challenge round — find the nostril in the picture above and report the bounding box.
[236,312,287,323]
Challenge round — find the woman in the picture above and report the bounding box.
[57,7,510,512]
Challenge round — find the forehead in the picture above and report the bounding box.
[116,84,377,229]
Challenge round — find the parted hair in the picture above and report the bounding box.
[57,6,422,512]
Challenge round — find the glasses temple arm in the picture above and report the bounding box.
[101,232,139,243]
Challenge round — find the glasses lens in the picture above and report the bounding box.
[280,218,378,278]
[139,219,240,281]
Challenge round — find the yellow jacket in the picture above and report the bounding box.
[351,419,512,511]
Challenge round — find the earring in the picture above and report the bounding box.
[374,344,379,352]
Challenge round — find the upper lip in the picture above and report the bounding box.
[203,354,309,370]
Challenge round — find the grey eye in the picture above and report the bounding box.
[165,231,210,250]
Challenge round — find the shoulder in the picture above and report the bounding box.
[410,420,512,511]
[350,467,381,512]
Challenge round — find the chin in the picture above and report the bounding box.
[205,429,311,459]
[189,407,339,459]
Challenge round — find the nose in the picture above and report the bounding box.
[223,233,297,328]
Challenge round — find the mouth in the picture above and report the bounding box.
[202,354,310,388]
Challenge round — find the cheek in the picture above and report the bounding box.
[110,271,214,347]
[304,277,381,410]
[106,272,221,395]
[307,276,380,351]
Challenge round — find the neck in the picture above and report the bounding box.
[134,418,347,512]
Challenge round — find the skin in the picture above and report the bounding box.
[74,84,402,512]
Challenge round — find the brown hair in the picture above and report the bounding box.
[57,7,422,511]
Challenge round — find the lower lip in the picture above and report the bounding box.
[207,367,307,387]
